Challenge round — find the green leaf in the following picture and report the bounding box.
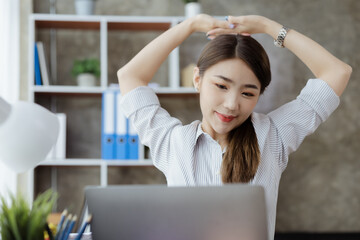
[0,189,57,240]
[71,58,101,78]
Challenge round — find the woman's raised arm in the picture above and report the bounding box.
[207,15,352,96]
[117,14,230,95]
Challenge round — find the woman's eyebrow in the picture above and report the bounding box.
[215,75,259,90]
[243,84,259,90]
[215,75,234,83]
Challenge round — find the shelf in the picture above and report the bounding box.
[39,159,154,166]
[154,87,196,94]
[155,87,198,97]
[33,85,104,94]
[32,14,182,31]
[107,22,171,31]
[35,20,101,30]
[32,85,198,96]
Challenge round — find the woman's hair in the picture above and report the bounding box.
[197,34,271,183]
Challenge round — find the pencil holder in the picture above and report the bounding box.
[69,232,92,240]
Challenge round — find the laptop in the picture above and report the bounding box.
[85,184,268,240]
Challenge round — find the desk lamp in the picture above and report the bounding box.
[0,96,59,173]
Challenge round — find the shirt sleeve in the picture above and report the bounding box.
[267,78,340,170]
[119,86,182,175]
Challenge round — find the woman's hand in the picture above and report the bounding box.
[118,14,233,95]
[205,14,351,96]
[206,15,272,38]
[188,14,232,34]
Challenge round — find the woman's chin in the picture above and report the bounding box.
[213,125,233,136]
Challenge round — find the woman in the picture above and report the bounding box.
[117,14,352,239]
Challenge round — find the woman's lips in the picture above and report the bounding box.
[216,112,235,123]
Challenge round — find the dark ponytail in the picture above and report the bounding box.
[221,116,259,183]
[197,34,271,183]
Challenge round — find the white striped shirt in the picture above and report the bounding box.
[120,78,340,240]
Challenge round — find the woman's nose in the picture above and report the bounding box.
[223,93,240,111]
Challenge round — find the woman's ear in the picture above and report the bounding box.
[193,67,201,92]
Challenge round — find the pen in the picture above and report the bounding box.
[55,209,68,240]
[63,215,77,240]
[74,215,92,240]
[57,214,72,240]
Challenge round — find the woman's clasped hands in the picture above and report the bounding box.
[189,14,271,39]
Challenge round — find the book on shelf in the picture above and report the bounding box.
[101,87,140,160]
[36,41,50,86]
[101,88,116,160]
[46,113,67,160]
[127,119,139,159]
[34,43,42,85]
[115,91,127,160]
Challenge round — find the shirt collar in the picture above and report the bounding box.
[195,122,206,141]
[195,122,227,154]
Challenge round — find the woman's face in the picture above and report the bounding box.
[194,58,261,141]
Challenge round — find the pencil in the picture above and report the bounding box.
[57,214,72,240]
[55,209,68,240]
[63,215,77,240]
[74,215,92,240]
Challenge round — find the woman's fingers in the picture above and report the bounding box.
[207,28,237,36]
[206,15,267,38]
[227,15,246,25]
[206,26,251,37]
[199,15,268,39]
[192,14,234,33]
[211,18,237,32]
[228,15,267,34]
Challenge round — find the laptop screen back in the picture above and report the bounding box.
[85,184,268,240]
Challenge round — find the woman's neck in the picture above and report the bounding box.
[200,123,228,150]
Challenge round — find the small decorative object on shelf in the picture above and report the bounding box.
[181,63,196,87]
[74,0,96,15]
[183,0,202,18]
[0,189,57,240]
[71,58,100,87]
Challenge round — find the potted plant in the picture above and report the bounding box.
[74,0,96,15]
[183,0,202,18]
[0,189,57,240]
[71,58,100,87]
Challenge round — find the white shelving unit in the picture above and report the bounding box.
[39,159,153,166]
[39,159,154,188]
[28,14,190,103]
[32,85,196,94]
[28,14,197,202]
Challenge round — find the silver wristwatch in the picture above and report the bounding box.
[274,26,289,48]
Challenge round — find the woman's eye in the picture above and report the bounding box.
[216,84,227,90]
[242,92,255,97]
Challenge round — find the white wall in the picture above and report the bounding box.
[0,0,20,201]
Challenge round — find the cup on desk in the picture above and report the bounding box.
[68,232,92,240]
